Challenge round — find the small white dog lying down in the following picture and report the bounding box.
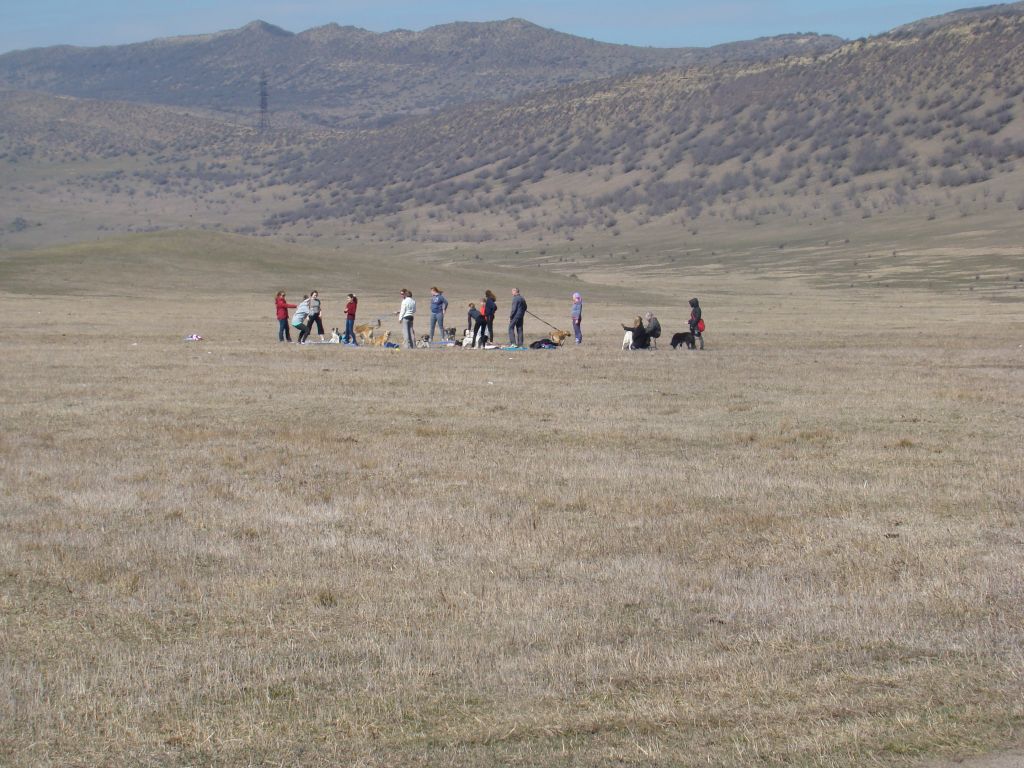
[621,330,633,350]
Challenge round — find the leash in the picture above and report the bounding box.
[525,309,566,334]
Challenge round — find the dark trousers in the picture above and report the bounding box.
[473,318,489,347]
[344,317,356,344]
[306,313,324,337]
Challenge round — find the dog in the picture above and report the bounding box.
[328,328,342,343]
[369,330,392,347]
[670,331,696,350]
[354,319,381,345]
[550,329,571,346]
[622,331,633,350]
[460,327,492,348]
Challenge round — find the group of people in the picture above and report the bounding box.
[275,290,359,344]
[396,287,544,349]
[274,288,702,350]
[621,298,704,350]
[395,287,455,349]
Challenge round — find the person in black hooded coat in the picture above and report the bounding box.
[688,298,704,350]
[622,315,651,350]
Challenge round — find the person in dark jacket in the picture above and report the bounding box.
[688,297,704,350]
[508,287,527,347]
[644,312,662,349]
[470,300,488,348]
[275,291,296,342]
[484,290,497,346]
[622,315,651,350]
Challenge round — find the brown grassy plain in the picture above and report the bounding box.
[1,231,1022,767]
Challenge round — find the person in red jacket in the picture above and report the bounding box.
[275,291,296,342]
[343,293,358,345]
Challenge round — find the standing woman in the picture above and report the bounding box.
[395,288,416,349]
[275,291,296,342]
[302,290,325,343]
[484,289,497,346]
[428,287,449,342]
[571,292,583,345]
[474,297,490,348]
[343,294,358,345]
[688,297,704,350]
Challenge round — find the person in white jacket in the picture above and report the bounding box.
[291,296,310,343]
[394,288,417,349]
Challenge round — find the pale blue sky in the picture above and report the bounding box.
[0,0,993,54]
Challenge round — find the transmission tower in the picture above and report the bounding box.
[258,72,269,133]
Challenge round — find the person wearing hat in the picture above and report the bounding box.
[688,297,704,350]
[571,292,583,344]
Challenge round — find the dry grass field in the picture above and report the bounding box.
[1,231,1022,767]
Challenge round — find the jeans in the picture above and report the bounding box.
[278,318,292,342]
[429,313,445,341]
[402,317,415,348]
[573,318,582,344]
[344,317,356,344]
[508,318,524,347]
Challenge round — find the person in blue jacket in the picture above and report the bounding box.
[571,292,583,344]
[428,287,449,342]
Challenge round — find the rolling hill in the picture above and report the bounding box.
[0,19,842,129]
[1,4,1023,253]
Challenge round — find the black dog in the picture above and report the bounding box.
[670,331,696,350]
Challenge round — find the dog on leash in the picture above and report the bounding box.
[550,329,571,346]
[670,331,696,349]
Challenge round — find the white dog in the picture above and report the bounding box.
[621,331,633,350]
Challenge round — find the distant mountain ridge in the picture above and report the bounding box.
[0,18,843,128]
[2,3,1024,249]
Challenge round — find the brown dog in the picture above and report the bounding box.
[550,329,571,346]
[368,330,392,347]
[354,319,381,345]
